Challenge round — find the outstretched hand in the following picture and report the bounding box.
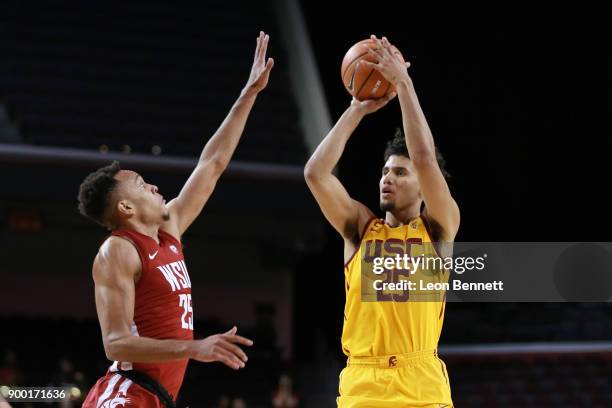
[191,326,253,370]
[243,31,274,96]
[361,35,411,87]
[350,90,397,116]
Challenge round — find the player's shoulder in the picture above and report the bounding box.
[345,203,378,246]
[98,235,139,257]
[341,199,375,245]
[93,236,141,281]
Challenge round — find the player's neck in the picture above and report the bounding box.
[122,220,160,244]
[385,202,421,227]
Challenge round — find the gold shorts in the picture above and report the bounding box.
[337,349,453,408]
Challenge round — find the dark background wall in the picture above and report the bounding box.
[0,2,610,407]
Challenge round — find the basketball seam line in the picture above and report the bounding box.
[355,68,376,99]
[342,50,369,80]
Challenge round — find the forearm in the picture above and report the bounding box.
[305,106,363,176]
[197,89,258,166]
[396,79,436,161]
[106,335,195,363]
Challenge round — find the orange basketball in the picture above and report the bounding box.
[341,38,404,101]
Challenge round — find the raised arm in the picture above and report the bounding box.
[304,94,395,246]
[94,237,253,370]
[363,35,460,241]
[165,31,274,237]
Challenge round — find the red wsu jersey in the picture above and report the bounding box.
[109,228,194,401]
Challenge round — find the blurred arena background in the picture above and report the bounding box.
[0,1,610,407]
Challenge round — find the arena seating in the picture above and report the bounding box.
[447,353,612,407]
[0,0,307,163]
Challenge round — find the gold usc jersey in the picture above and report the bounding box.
[342,216,450,357]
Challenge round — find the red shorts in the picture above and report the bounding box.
[82,372,162,407]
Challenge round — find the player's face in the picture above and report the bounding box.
[114,170,169,223]
[379,155,421,212]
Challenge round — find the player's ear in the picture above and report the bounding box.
[117,200,135,216]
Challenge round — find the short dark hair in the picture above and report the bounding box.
[383,128,451,178]
[77,161,121,227]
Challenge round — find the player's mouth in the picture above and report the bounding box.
[381,187,394,198]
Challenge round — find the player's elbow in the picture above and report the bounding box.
[304,162,323,184]
[104,336,129,361]
[104,343,118,361]
[205,155,227,177]
[104,341,120,361]
[197,154,227,179]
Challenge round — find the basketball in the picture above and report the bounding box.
[341,38,405,101]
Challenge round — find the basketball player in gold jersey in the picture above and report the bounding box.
[305,35,460,408]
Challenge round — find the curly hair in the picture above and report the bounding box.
[383,128,451,178]
[77,161,121,227]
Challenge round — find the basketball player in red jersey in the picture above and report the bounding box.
[78,31,274,407]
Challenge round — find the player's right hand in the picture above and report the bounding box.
[350,91,397,116]
[190,326,253,370]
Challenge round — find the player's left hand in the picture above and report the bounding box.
[361,35,411,87]
[243,31,274,96]
[191,326,253,370]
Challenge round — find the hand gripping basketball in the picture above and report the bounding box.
[341,35,409,100]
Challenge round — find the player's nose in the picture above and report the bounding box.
[151,185,158,194]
